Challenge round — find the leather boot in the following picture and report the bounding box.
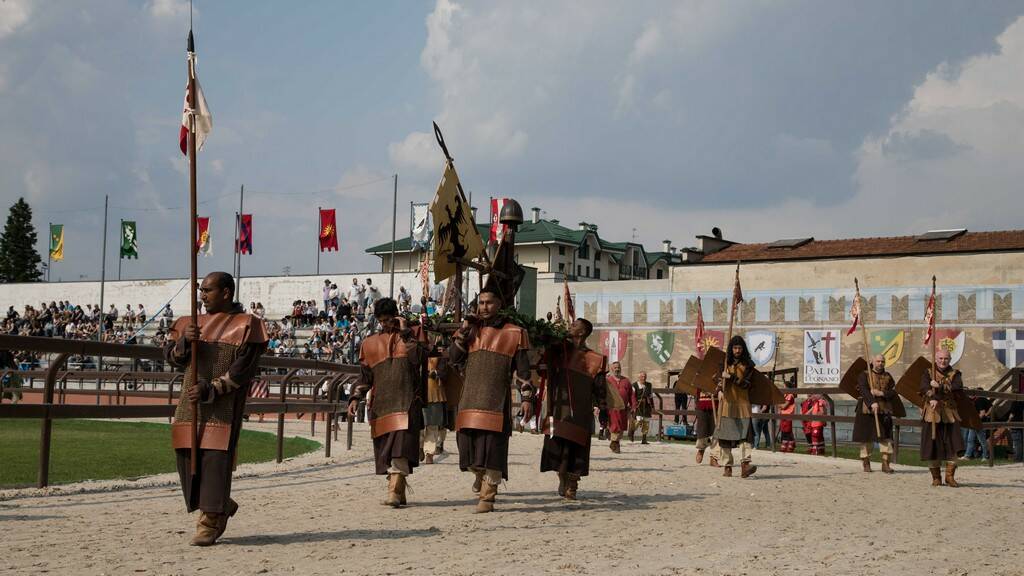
[472,470,483,494]
[557,473,567,497]
[424,452,434,465]
[384,473,404,507]
[190,512,222,546]
[741,461,758,478]
[929,467,942,486]
[215,498,239,539]
[564,475,579,500]
[696,449,705,464]
[641,435,649,445]
[723,466,733,477]
[610,440,621,454]
[945,462,959,487]
[881,455,894,474]
[629,430,636,442]
[475,482,497,513]
[861,458,872,473]
[709,455,720,468]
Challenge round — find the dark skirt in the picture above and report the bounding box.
[373,409,423,475]
[920,421,965,462]
[695,407,715,439]
[851,406,893,443]
[175,448,233,514]
[423,402,447,428]
[540,435,591,476]
[457,429,510,479]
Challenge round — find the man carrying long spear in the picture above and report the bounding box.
[714,264,757,478]
[848,279,899,474]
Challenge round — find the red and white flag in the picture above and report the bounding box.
[847,291,861,336]
[490,198,510,244]
[694,295,706,358]
[922,291,936,345]
[179,39,212,155]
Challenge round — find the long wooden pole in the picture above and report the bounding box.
[187,41,200,476]
[929,275,937,439]
[855,278,883,438]
[717,263,741,427]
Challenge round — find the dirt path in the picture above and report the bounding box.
[2,426,1022,575]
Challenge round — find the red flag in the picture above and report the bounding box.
[732,274,744,305]
[694,295,706,358]
[236,213,252,255]
[179,48,212,155]
[563,277,575,322]
[319,208,339,252]
[196,216,211,256]
[847,291,861,336]
[490,197,510,244]
[923,291,936,345]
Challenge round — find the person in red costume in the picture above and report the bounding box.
[605,361,634,453]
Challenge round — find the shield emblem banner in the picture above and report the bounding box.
[934,329,965,365]
[647,331,674,365]
[601,330,628,363]
[745,330,776,366]
[697,330,725,358]
[992,328,1024,368]
[870,329,905,367]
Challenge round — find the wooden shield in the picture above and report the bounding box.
[891,395,907,418]
[748,368,785,405]
[955,390,982,430]
[896,356,930,409]
[673,355,701,395]
[693,347,726,394]
[840,357,868,400]
[605,377,625,410]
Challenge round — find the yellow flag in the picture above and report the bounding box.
[430,162,483,283]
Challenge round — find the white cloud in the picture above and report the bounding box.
[0,0,32,39]
[147,0,190,21]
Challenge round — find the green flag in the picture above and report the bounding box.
[49,224,64,261]
[120,220,138,259]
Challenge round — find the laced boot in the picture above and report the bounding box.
[610,440,621,454]
[557,473,567,497]
[475,482,498,513]
[563,475,579,500]
[723,466,733,477]
[696,449,705,464]
[929,467,942,486]
[862,458,872,473]
[215,498,239,539]
[709,455,720,468]
[383,473,404,507]
[472,470,484,494]
[424,452,434,465]
[741,461,758,478]
[945,462,959,488]
[190,512,222,546]
[881,455,894,474]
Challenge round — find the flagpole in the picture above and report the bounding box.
[47,222,51,282]
[316,206,321,276]
[187,31,200,476]
[232,186,240,289]
[236,184,244,302]
[98,195,108,403]
[389,173,397,298]
[718,263,741,428]
[854,278,883,438]
[118,219,123,281]
[929,275,937,440]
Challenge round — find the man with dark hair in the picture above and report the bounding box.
[535,318,607,500]
[165,271,267,546]
[349,297,427,507]
[449,288,531,513]
[715,335,757,478]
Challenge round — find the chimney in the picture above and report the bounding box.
[471,206,478,222]
[662,239,672,252]
[578,221,588,231]
[531,206,541,224]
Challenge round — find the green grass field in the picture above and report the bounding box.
[0,419,321,488]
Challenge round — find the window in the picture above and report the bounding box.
[594,249,601,261]
[585,266,590,277]
[558,246,566,255]
[595,268,601,279]
[558,263,565,272]
[577,265,581,276]
[657,269,664,279]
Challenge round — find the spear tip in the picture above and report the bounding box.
[187,29,194,52]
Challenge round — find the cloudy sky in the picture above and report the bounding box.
[2,0,1024,281]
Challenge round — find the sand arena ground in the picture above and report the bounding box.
[2,421,1022,576]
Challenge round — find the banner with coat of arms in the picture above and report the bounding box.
[745,330,776,366]
[869,329,905,367]
[601,330,628,363]
[647,331,674,365]
[696,330,725,358]
[992,328,1024,368]
[933,329,965,366]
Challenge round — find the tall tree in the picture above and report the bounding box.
[0,198,43,283]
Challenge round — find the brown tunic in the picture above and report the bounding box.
[718,360,754,446]
[539,344,607,476]
[851,370,896,443]
[919,366,965,461]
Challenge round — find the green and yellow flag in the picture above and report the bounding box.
[120,220,138,259]
[49,224,64,262]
